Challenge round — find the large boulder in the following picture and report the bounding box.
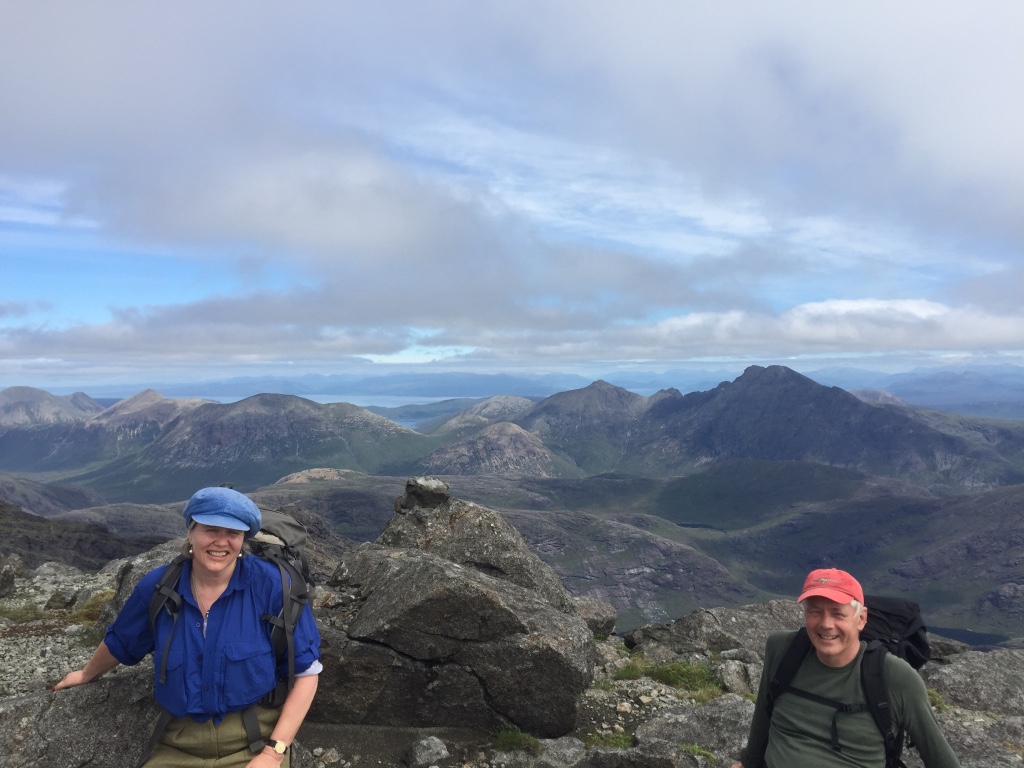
[922,648,1024,715]
[380,477,581,615]
[98,540,184,625]
[0,665,158,768]
[624,599,804,663]
[0,667,316,768]
[315,544,595,737]
[0,553,22,598]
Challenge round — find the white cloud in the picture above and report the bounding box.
[0,1,1022,385]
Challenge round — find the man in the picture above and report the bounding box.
[732,568,960,768]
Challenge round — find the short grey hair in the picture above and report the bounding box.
[801,598,864,618]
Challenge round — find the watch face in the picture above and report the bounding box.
[269,740,287,754]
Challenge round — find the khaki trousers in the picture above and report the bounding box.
[143,706,288,768]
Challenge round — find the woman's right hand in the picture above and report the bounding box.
[52,641,120,691]
[52,669,91,691]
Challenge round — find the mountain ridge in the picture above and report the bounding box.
[4,366,1024,502]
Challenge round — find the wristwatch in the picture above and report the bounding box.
[266,739,289,755]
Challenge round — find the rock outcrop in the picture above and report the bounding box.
[0,479,601,764]
[3,479,1024,767]
[380,477,579,614]
[415,422,581,478]
[314,478,598,737]
[316,544,594,737]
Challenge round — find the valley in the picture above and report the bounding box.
[3,365,1024,636]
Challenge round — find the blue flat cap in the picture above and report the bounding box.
[182,487,262,539]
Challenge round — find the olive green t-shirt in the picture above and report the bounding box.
[739,630,960,768]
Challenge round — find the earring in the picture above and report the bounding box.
[188,545,193,555]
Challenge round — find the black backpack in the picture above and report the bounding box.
[764,595,930,768]
[860,594,930,670]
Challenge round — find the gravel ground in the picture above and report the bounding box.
[0,560,123,697]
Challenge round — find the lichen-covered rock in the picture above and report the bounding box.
[0,664,158,768]
[634,695,753,761]
[574,595,618,636]
[380,477,579,615]
[624,599,804,661]
[922,648,1024,714]
[0,553,20,598]
[320,544,595,737]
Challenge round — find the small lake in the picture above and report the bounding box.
[929,625,1010,647]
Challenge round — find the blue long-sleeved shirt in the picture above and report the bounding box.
[105,555,321,721]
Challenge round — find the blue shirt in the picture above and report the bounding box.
[105,555,321,721]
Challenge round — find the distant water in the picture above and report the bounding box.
[192,394,460,408]
[929,625,1010,646]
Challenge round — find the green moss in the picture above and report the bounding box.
[585,731,634,749]
[928,688,950,712]
[493,728,542,756]
[612,661,648,680]
[0,600,47,623]
[68,589,115,623]
[647,661,717,689]
[679,742,716,761]
[611,658,724,702]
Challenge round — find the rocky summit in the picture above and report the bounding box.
[2,479,1024,767]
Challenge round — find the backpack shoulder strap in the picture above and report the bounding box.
[861,640,907,768]
[766,627,813,715]
[254,549,310,707]
[147,555,187,627]
[147,555,187,685]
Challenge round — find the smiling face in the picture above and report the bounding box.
[803,596,868,667]
[188,523,245,580]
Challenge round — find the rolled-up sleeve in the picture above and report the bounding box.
[285,601,322,678]
[104,567,165,666]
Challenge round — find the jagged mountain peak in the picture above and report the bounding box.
[0,386,104,426]
[524,379,648,421]
[463,395,536,418]
[514,381,650,474]
[90,389,211,428]
[432,395,535,435]
[417,421,582,478]
[731,364,838,391]
[853,388,909,406]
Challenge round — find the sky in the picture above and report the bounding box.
[2,1,1023,391]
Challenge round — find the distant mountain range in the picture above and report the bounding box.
[5,364,1024,635]
[3,365,1024,504]
[34,363,1024,419]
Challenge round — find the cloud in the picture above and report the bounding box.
[0,302,35,319]
[5,294,1023,381]
[0,1,1022,385]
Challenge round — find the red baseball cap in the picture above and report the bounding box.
[798,568,864,605]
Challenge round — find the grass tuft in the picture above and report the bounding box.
[69,589,115,623]
[928,688,950,712]
[613,658,725,703]
[585,731,634,749]
[0,600,47,623]
[679,742,716,762]
[612,660,648,680]
[647,661,717,689]
[493,728,542,756]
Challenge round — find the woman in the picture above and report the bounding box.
[54,486,322,768]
